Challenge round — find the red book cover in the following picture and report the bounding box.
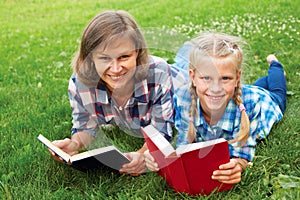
[177,140,233,195]
[142,125,233,195]
[159,156,190,193]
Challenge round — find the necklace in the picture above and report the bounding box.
[110,81,134,110]
[116,98,128,110]
[112,93,133,111]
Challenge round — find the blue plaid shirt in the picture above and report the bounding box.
[174,84,283,161]
[68,56,188,140]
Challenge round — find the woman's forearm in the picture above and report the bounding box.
[71,131,95,151]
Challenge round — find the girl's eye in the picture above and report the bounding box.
[202,76,210,81]
[222,77,230,81]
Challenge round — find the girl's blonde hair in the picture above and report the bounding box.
[187,32,250,146]
[72,10,149,88]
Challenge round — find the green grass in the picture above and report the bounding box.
[0,0,299,199]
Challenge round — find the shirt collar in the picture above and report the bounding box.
[194,98,238,132]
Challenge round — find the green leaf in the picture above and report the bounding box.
[277,174,300,188]
[286,91,295,96]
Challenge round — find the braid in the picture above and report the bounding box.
[232,79,243,105]
[187,83,198,143]
[230,81,250,146]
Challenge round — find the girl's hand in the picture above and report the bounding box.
[144,150,159,172]
[49,138,80,162]
[119,152,147,176]
[211,158,246,184]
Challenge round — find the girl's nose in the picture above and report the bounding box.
[210,81,223,93]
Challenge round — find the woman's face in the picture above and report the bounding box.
[92,37,138,92]
[189,56,240,118]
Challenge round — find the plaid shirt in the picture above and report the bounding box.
[68,56,188,140]
[174,84,283,161]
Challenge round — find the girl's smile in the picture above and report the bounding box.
[206,94,226,102]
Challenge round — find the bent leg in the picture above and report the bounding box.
[267,61,286,112]
[253,76,268,89]
[254,60,286,112]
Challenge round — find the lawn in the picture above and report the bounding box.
[0,0,299,199]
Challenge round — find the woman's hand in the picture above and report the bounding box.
[211,158,247,184]
[49,131,94,162]
[144,150,159,172]
[119,152,147,176]
[49,138,81,162]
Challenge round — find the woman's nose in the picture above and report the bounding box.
[109,60,122,72]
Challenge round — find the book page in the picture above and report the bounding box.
[176,138,226,155]
[70,146,130,170]
[142,125,175,157]
[70,146,125,162]
[37,134,71,162]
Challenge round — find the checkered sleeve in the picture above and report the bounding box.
[174,84,191,146]
[68,75,98,136]
[257,91,283,140]
[247,86,283,141]
[230,86,283,161]
[148,59,174,140]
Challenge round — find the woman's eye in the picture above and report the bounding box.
[119,55,130,60]
[99,56,110,61]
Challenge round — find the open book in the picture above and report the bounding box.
[37,134,130,172]
[141,125,233,195]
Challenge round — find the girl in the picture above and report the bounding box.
[50,10,186,176]
[145,32,286,184]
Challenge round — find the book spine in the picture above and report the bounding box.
[159,156,190,193]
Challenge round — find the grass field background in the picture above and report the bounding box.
[0,0,299,199]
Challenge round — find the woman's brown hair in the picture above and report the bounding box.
[72,10,149,88]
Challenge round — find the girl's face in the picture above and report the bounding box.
[189,56,241,118]
[93,37,138,92]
